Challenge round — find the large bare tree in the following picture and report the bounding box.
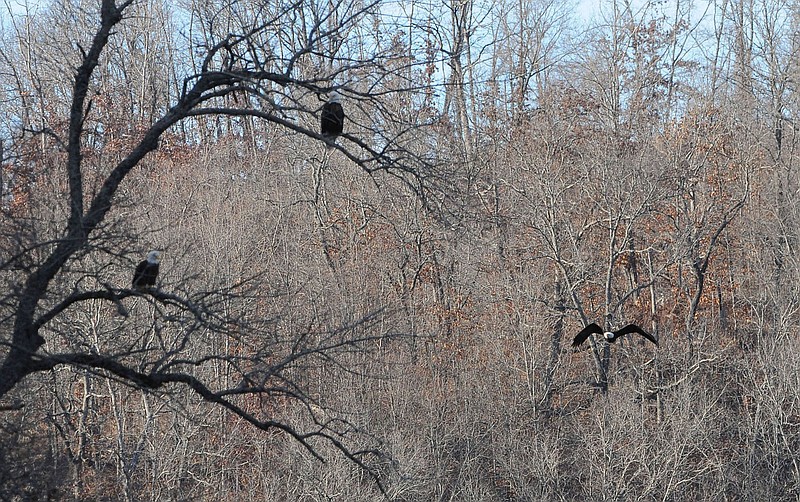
[0,0,447,493]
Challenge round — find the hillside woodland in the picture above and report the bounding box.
[1,0,799,500]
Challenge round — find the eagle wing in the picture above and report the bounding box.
[572,323,604,347]
[132,260,148,287]
[615,324,659,346]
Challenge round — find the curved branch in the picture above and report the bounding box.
[29,351,389,494]
[32,287,132,331]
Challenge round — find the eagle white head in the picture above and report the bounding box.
[328,91,342,103]
[146,250,162,264]
[604,331,616,341]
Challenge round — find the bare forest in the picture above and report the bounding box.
[0,0,798,500]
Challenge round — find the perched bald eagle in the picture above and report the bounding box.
[572,322,658,347]
[320,92,344,148]
[132,250,161,290]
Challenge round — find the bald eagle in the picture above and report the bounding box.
[320,92,344,148]
[132,250,161,290]
[572,323,658,347]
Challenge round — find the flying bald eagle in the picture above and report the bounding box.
[572,323,658,347]
[320,92,344,148]
[132,250,161,290]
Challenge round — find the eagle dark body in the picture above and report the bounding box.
[572,322,659,347]
[132,260,159,289]
[320,95,344,147]
[132,251,161,290]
